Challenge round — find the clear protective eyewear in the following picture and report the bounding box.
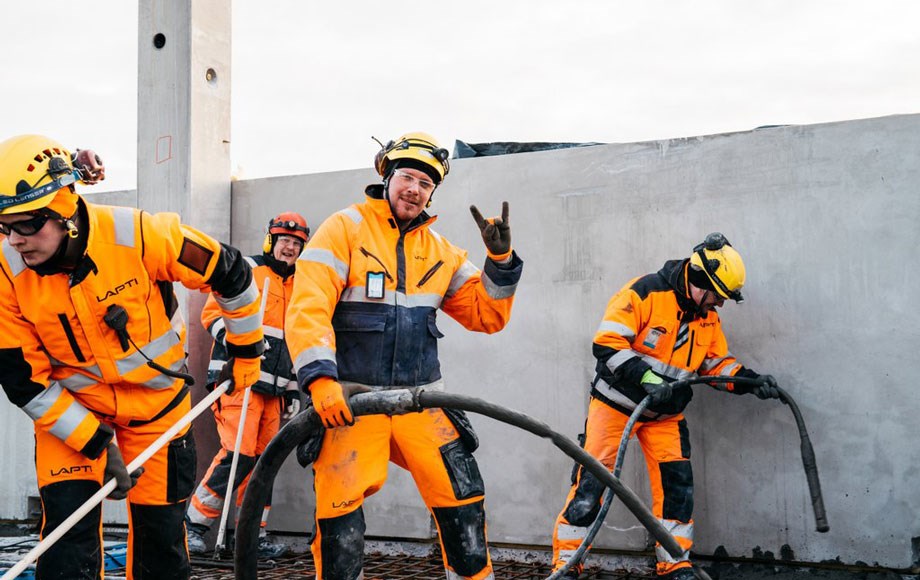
[392,169,436,194]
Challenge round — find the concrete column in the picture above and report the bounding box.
[137,0,232,486]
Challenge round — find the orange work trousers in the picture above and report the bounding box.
[552,397,694,577]
[35,393,195,580]
[187,389,281,531]
[311,408,493,580]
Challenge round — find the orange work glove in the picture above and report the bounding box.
[217,357,261,395]
[309,377,372,429]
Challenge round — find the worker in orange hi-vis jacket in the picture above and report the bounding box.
[186,212,310,559]
[0,134,264,580]
[550,233,781,580]
[285,132,523,580]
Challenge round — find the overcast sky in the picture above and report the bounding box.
[3,1,918,193]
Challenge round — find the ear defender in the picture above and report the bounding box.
[262,232,273,254]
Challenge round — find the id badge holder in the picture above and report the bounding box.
[366,271,386,299]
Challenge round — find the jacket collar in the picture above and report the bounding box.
[659,258,702,320]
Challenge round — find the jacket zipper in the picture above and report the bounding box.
[686,330,695,367]
[417,260,444,288]
[57,314,87,363]
[359,247,394,281]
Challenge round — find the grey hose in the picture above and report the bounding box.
[234,389,685,579]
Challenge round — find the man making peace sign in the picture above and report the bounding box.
[286,132,523,580]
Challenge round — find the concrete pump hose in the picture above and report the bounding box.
[233,389,685,579]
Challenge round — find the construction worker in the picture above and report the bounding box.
[0,134,264,579]
[186,212,310,558]
[286,132,523,580]
[550,233,780,580]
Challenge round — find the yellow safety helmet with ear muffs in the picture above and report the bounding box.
[262,212,310,254]
[373,132,450,184]
[689,232,746,302]
[0,135,80,221]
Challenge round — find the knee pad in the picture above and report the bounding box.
[660,460,694,522]
[38,480,102,579]
[431,501,489,577]
[563,470,605,527]
[317,507,366,579]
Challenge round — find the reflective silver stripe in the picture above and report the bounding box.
[643,356,697,381]
[301,248,349,282]
[593,378,672,420]
[115,331,181,374]
[557,549,577,561]
[699,354,728,372]
[186,502,214,527]
[194,485,224,511]
[23,382,65,421]
[605,349,639,374]
[264,325,284,339]
[49,401,91,441]
[210,318,226,341]
[260,506,271,525]
[339,378,445,392]
[672,322,690,351]
[244,256,257,268]
[446,261,478,299]
[556,523,588,541]
[428,229,442,243]
[597,321,635,339]
[654,519,693,563]
[339,207,363,224]
[339,286,442,309]
[143,359,184,389]
[261,372,292,388]
[294,346,337,372]
[208,361,292,388]
[481,271,516,300]
[58,372,101,392]
[2,242,26,277]
[111,206,136,247]
[224,311,263,335]
[720,361,741,376]
[216,279,259,311]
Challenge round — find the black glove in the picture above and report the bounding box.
[104,443,144,500]
[469,202,512,258]
[640,369,673,405]
[752,374,781,400]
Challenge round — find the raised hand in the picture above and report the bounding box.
[74,149,106,184]
[469,201,512,258]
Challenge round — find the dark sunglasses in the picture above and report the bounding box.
[0,214,52,236]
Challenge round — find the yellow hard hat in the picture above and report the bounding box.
[0,134,79,217]
[689,232,746,302]
[374,132,450,184]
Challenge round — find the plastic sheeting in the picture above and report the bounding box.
[453,140,603,159]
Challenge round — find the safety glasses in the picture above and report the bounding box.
[392,169,436,194]
[0,213,52,236]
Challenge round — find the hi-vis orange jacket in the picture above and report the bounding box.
[286,185,523,389]
[591,259,753,416]
[201,254,297,396]
[0,199,264,459]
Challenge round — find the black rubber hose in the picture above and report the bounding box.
[776,386,829,533]
[234,389,685,579]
